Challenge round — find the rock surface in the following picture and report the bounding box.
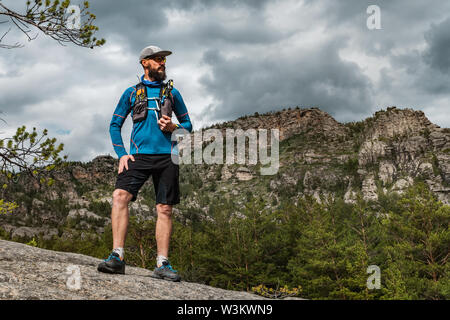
[0,240,267,300]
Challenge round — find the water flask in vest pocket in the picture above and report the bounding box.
[160,95,173,118]
[160,79,174,118]
[132,86,148,123]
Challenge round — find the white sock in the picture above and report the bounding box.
[113,247,124,260]
[157,255,168,267]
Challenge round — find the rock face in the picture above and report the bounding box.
[0,240,267,300]
[203,106,449,205]
[355,107,450,204]
[208,107,348,143]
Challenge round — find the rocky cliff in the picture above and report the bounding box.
[206,106,449,205]
[0,239,268,300]
[0,106,448,241]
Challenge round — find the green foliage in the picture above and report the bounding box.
[124,216,157,268]
[167,182,448,300]
[380,182,449,299]
[0,125,67,190]
[88,201,111,218]
[26,237,38,247]
[0,199,18,214]
[430,153,444,179]
[344,120,368,152]
[343,156,359,175]
[287,195,378,299]
[30,229,111,259]
[252,283,302,299]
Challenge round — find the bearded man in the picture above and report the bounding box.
[97,45,192,281]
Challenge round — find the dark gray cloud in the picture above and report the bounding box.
[306,0,450,29]
[303,0,450,57]
[200,36,374,123]
[171,0,271,10]
[303,0,369,28]
[89,0,168,52]
[385,16,450,96]
[188,17,288,45]
[423,17,450,73]
[89,0,286,56]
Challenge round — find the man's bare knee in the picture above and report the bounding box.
[157,204,172,218]
[113,189,133,207]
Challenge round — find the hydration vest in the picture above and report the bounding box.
[132,79,174,123]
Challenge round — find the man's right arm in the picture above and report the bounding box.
[109,87,134,159]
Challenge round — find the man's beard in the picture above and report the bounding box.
[148,66,166,82]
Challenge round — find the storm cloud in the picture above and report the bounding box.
[200,37,374,123]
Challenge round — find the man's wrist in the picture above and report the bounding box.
[170,123,179,132]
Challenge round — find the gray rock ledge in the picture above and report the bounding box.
[0,240,268,300]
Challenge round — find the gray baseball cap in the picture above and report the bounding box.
[139,45,172,62]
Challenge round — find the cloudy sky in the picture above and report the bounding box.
[1,0,449,162]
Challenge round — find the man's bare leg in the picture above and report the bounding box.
[151,204,181,281]
[112,189,133,249]
[97,188,132,274]
[155,203,173,266]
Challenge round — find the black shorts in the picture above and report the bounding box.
[115,154,180,205]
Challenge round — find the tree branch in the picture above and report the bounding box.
[0,1,105,49]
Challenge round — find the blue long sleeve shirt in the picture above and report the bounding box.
[109,75,193,158]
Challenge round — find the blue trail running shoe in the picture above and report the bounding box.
[151,260,181,282]
[97,252,125,275]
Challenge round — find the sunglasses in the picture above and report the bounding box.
[149,56,166,63]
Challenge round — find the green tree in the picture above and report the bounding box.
[170,206,208,282]
[0,126,67,214]
[288,194,381,300]
[0,126,67,182]
[380,182,449,299]
[342,194,383,300]
[125,215,157,269]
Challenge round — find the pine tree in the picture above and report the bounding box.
[380,182,449,299]
[288,194,382,299]
[125,216,156,269]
